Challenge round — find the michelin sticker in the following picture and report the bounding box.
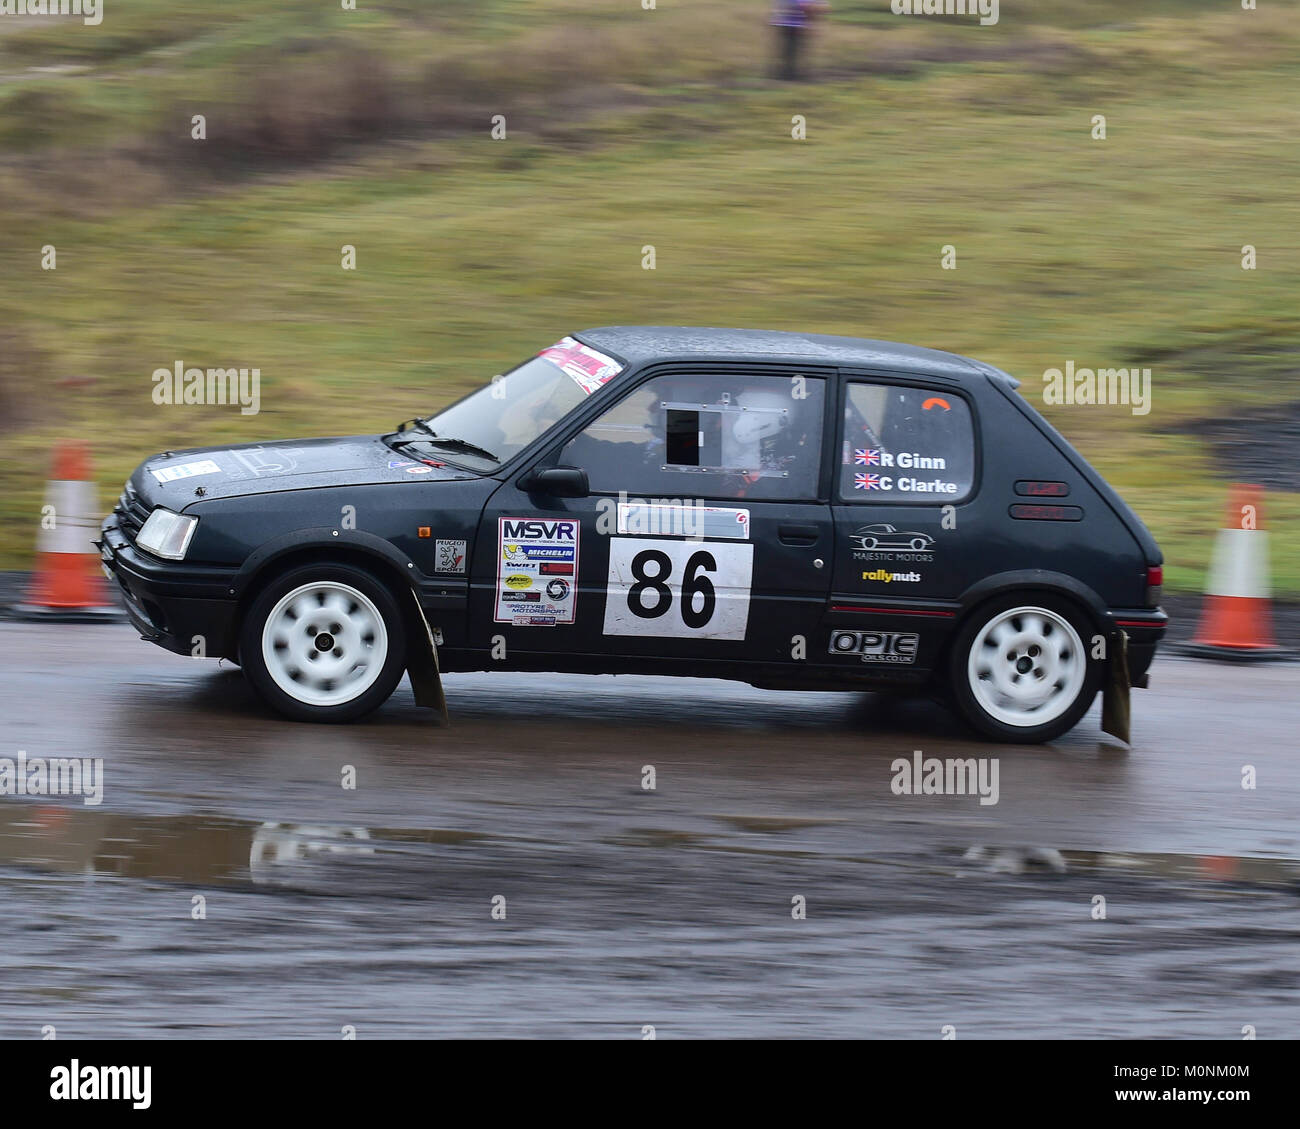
[150,459,222,484]
[495,517,579,626]
[603,537,753,641]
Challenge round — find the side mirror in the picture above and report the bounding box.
[519,465,589,498]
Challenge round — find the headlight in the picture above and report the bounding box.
[136,508,198,561]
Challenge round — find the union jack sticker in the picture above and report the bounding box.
[854,473,881,490]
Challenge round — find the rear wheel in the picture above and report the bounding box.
[949,596,1102,743]
[239,564,407,722]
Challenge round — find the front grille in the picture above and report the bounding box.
[114,482,150,543]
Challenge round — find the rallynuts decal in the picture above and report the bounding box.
[860,569,922,584]
[495,517,579,626]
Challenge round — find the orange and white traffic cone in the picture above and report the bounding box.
[11,442,124,623]
[1177,484,1291,662]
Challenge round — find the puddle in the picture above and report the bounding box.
[963,843,1300,888]
[0,799,481,892]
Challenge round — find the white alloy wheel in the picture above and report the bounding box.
[965,605,1086,728]
[260,581,389,707]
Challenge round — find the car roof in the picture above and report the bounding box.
[573,326,1000,384]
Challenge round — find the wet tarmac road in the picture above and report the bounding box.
[1,622,1298,1038]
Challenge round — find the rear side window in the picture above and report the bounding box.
[839,382,975,502]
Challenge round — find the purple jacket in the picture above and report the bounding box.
[771,0,822,29]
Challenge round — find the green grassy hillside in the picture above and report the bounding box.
[1,0,1297,592]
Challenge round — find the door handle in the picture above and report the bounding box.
[777,523,820,546]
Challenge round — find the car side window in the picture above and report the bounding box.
[839,382,975,502]
[560,372,825,501]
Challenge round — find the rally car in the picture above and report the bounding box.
[99,328,1167,742]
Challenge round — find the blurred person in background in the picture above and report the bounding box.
[771,0,831,81]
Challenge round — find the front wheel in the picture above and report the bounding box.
[239,564,407,722]
[948,596,1102,743]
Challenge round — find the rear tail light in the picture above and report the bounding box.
[1146,564,1163,607]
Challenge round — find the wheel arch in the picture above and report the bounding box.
[229,532,438,699]
[941,571,1111,669]
[233,530,420,608]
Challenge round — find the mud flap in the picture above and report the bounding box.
[405,592,448,725]
[1100,630,1131,744]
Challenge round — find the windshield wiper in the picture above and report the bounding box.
[395,418,439,439]
[418,435,499,462]
[387,421,498,463]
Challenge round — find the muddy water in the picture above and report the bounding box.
[1,624,1297,1037]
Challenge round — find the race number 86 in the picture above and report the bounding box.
[628,549,716,628]
[604,538,753,641]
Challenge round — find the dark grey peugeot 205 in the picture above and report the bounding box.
[99,328,1167,742]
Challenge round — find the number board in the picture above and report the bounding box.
[602,538,754,641]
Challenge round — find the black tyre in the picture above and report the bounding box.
[239,563,407,723]
[948,594,1103,743]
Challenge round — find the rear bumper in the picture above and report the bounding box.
[1108,607,1168,688]
[98,514,240,659]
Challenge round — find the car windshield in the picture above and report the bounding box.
[417,338,623,469]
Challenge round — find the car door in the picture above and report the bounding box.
[826,371,981,668]
[472,365,835,668]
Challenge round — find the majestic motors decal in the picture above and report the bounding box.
[495,518,579,626]
[849,524,936,563]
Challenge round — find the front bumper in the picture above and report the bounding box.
[98,513,240,659]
